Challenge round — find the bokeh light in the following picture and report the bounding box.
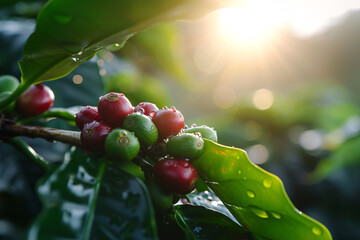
[252,88,274,110]
[247,144,270,165]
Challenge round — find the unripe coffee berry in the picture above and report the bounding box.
[153,158,198,194]
[166,133,204,160]
[122,113,158,146]
[105,129,140,162]
[134,102,159,116]
[81,121,112,154]
[183,125,218,142]
[0,75,19,93]
[75,106,101,130]
[98,92,133,128]
[16,84,54,117]
[151,107,185,139]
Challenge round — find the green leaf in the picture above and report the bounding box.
[192,140,332,240]
[173,205,253,240]
[19,0,234,84]
[28,147,158,240]
[311,134,360,181]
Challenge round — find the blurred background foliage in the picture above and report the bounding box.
[1,0,360,239]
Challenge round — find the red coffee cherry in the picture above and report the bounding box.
[80,121,112,154]
[16,84,54,117]
[98,92,133,128]
[134,102,159,116]
[75,106,101,130]
[151,107,185,139]
[153,158,198,195]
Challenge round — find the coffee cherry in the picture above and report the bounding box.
[166,134,204,160]
[183,125,218,142]
[75,106,101,130]
[151,107,185,139]
[153,158,198,194]
[16,84,54,117]
[146,178,173,212]
[81,121,112,154]
[122,113,158,146]
[134,102,159,116]
[0,75,19,93]
[98,92,133,128]
[105,129,140,162]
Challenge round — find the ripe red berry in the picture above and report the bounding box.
[134,102,159,116]
[80,121,112,154]
[16,84,54,117]
[153,158,198,194]
[151,107,185,139]
[75,106,101,130]
[98,92,133,128]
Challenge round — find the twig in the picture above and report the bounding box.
[0,120,82,147]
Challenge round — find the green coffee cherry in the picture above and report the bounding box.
[0,75,19,93]
[0,91,16,113]
[183,126,218,142]
[105,129,140,162]
[146,178,173,212]
[165,133,204,160]
[116,161,145,181]
[122,113,158,146]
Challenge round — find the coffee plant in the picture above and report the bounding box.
[0,0,333,239]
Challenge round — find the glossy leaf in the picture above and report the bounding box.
[19,0,235,84]
[28,147,157,240]
[311,134,360,181]
[173,205,253,240]
[192,140,333,240]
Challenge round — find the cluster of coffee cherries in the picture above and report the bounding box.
[75,92,217,211]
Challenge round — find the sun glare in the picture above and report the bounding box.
[217,3,285,48]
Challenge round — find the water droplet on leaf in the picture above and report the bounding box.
[271,211,281,219]
[247,190,255,198]
[250,206,269,218]
[263,179,272,188]
[312,227,322,235]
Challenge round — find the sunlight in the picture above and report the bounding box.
[217,2,286,48]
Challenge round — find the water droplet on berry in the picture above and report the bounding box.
[139,102,144,106]
[194,132,202,138]
[191,124,197,128]
[119,131,128,137]
[169,106,176,112]
[163,106,169,110]
[149,111,156,118]
[137,108,145,114]
[184,125,189,129]
[119,93,124,97]
[247,190,255,198]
